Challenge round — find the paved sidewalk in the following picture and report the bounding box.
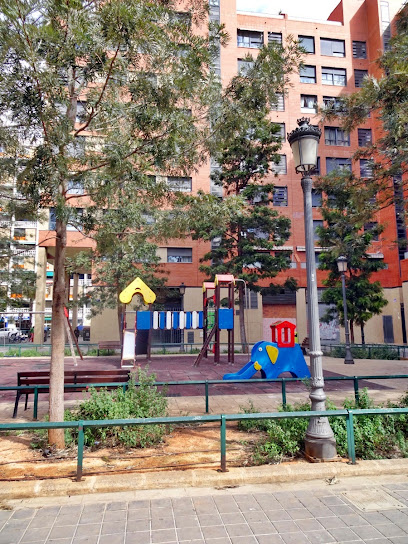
[2,476,408,543]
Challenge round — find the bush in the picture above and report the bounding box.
[64,368,169,448]
[327,345,399,360]
[239,389,408,464]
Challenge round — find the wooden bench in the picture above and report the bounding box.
[13,369,130,418]
[97,341,122,356]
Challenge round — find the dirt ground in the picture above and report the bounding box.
[0,423,275,481]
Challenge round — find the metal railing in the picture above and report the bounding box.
[2,374,408,420]
[1,407,408,481]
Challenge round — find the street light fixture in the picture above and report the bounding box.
[288,118,337,461]
[336,256,354,365]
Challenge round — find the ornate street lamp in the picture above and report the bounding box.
[288,118,337,461]
[337,256,354,365]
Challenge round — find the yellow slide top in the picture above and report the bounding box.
[119,277,156,305]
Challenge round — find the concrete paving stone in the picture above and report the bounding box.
[151,517,175,530]
[74,524,101,538]
[361,539,393,544]
[21,527,51,542]
[128,500,150,510]
[233,494,255,504]
[171,498,193,509]
[339,514,369,527]
[359,512,389,524]
[385,484,408,491]
[47,539,72,544]
[100,521,126,534]
[54,514,81,526]
[106,502,127,511]
[305,530,336,544]
[273,492,295,502]
[376,523,408,537]
[225,523,253,537]
[277,499,304,510]
[0,529,25,544]
[200,524,229,539]
[295,518,324,532]
[150,528,177,543]
[328,527,360,541]
[280,532,311,544]
[82,504,105,514]
[213,501,240,513]
[229,536,258,544]
[265,510,291,522]
[242,511,268,524]
[173,515,199,528]
[196,514,222,527]
[72,537,98,544]
[329,505,357,516]
[126,518,150,532]
[79,513,104,525]
[59,505,83,516]
[176,526,203,541]
[317,516,347,530]
[320,496,346,506]
[248,521,277,535]
[124,530,150,544]
[36,506,61,516]
[256,535,284,544]
[272,521,301,534]
[11,509,36,520]
[0,512,11,523]
[308,506,334,518]
[98,534,125,544]
[104,510,127,522]
[390,537,408,543]
[203,539,231,544]
[152,499,172,509]
[48,525,77,539]
[220,512,246,524]
[127,508,150,520]
[382,511,408,524]
[254,498,282,510]
[288,508,314,520]
[394,521,408,532]
[350,525,383,539]
[28,515,56,528]
[4,519,32,531]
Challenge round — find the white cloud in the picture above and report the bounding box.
[236,0,341,20]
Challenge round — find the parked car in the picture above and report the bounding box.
[0,325,28,343]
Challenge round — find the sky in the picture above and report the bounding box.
[236,0,341,20]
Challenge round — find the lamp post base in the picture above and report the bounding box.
[305,436,337,461]
[344,346,354,364]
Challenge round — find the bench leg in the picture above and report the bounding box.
[13,392,21,418]
[24,394,29,411]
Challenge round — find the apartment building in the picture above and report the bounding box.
[30,0,406,346]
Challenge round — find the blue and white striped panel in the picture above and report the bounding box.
[179,311,185,329]
[172,312,180,330]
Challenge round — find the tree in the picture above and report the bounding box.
[186,40,303,350]
[315,170,388,344]
[322,4,408,211]
[0,0,223,447]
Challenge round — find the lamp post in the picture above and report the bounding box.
[288,118,337,461]
[336,256,354,365]
[179,282,186,352]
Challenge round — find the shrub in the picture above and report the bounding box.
[64,368,169,448]
[327,345,399,360]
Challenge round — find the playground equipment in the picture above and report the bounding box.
[194,274,236,366]
[223,320,310,380]
[119,277,156,367]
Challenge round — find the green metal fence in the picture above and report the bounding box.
[2,374,408,420]
[2,407,408,481]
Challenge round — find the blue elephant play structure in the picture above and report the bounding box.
[223,321,310,380]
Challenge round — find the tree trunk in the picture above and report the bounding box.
[350,320,355,344]
[238,282,248,354]
[360,323,365,345]
[48,219,67,448]
[118,300,125,348]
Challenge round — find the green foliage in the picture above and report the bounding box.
[239,389,408,464]
[64,368,169,448]
[328,345,399,360]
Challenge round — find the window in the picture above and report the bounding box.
[354,69,368,88]
[324,127,350,146]
[167,247,192,263]
[13,228,26,241]
[49,207,84,231]
[300,65,316,84]
[244,289,258,309]
[313,220,323,242]
[321,38,345,57]
[75,101,87,124]
[300,94,317,113]
[353,41,367,58]
[237,58,254,75]
[271,155,287,174]
[273,186,288,206]
[322,96,344,112]
[364,222,379,241]
[326,157,352,173]
[167,176,192,192]
[299,35,315,54]
[268,32,282,44]
[311,157,320,175]
[237,29,263,48]
[67,180,84,195]
[358,128,372,146]
[322,67,346,86]
[271,93,284,111]
[171,11,192,26]
[312,189,322,207]
[360,159,373,178]
[276,123,285,141]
